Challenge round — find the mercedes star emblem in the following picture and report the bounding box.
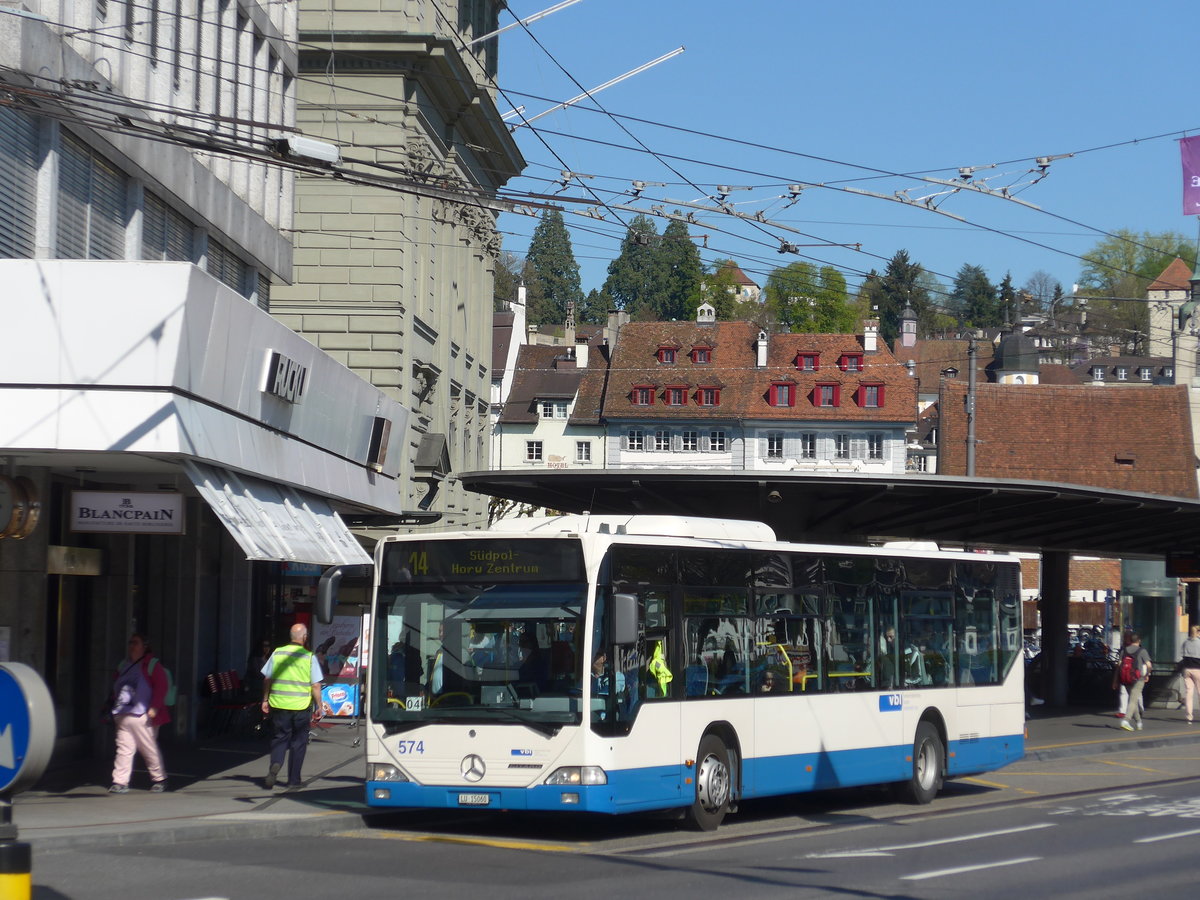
[461,754,486,783]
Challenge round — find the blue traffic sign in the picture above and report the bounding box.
[0,663,55,795]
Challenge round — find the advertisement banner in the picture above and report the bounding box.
[70,491,185,534]
[320,682,359,717]
[1182,135,1200,215]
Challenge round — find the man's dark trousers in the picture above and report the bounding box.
[269,707,311,786]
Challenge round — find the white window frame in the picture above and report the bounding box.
[540,399,568,419]
[655,429,670,452]
[525,440,543,462]
[835,433,850,459]
[868,433,884,460]
[627,428,644,451]
[681,430,698,451]
[575,441,591,463]
[1138,367,1152,382]
[709,430,726,453]
[766,432,784,459]
[800,432,816,460]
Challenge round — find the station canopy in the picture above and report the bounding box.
[460,469,1200,560]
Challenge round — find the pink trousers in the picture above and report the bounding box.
[1184,669,1200,722]
[112,713,166,785]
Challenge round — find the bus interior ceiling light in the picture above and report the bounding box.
[274,136,340,164]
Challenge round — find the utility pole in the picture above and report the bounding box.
[966,334,977,477]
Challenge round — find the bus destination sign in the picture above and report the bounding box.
[384,539,584,584]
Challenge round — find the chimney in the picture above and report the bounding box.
[575,337,588,368]
[864,318,880,353]
[755,330,769,368]
[606,309,628,347]
[564,300,576,349]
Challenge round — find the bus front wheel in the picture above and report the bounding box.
[897,721,944,804]
[686,734,731,831]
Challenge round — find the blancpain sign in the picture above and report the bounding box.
[71,492,186,535]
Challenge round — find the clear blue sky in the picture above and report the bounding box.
[492,0,1200,310]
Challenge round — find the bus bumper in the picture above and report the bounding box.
[365,780,630,813]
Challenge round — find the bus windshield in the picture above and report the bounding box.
[371,539,587,732]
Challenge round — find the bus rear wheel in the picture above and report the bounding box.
[897,721,944,804]
[686,734,731,831]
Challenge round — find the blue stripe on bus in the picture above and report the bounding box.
[364,732,1024,814]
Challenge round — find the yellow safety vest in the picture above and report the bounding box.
[267,646,315,710]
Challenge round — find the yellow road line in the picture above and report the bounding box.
[334,831,580,852]
[1099,760,1165,774]
[960,776,1038,795]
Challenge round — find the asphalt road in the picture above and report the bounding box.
[33,743,1200,900]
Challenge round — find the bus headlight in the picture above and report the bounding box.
[369,763,409,782]
[544,766,607,786]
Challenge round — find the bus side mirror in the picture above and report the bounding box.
[317,564,372,624]
[613,592,638,645]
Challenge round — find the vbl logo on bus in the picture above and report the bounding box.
[879,694,902,712]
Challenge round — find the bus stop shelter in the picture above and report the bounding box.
[460,468,1200,706]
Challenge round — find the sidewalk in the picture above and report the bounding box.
[14,706,1200,851]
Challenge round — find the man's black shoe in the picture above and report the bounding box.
[264,762,281,789]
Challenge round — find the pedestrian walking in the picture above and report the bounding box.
[261,623,323,789]
[1119,632,1152,732]
[109,633,171,793]
[1179,625,1200,723]
[1112,630,1144,720]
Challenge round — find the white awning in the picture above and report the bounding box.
[185,462,372,566]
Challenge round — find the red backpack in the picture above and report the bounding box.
[1119,652,1140,685]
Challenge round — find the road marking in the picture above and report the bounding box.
[1099,760,1166,774]
[960,776,1009,789]
[805,822,1055,858]
[1134,827,1200,844]
[902,856,1041,881]
[341,831,580,853]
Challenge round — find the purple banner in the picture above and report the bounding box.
[1182,136,1200,215]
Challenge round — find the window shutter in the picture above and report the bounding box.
[88,153,127,259]
[0,107,39,259]
[620,433,628,451]
[851,436,868,459]
[57,132,91,259]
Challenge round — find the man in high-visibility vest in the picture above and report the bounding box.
[260,623,323,789]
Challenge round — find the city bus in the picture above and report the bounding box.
[324,514,1024,830]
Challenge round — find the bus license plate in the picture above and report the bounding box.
[458,793,491,806]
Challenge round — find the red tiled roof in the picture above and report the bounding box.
[492,311,515,377]
[1147,257,1194,292]
[575,321,916,424]
[938,382,1198,498]
[899,338,994,393]
[498,344,588,424]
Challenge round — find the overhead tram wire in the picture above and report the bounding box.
[20,8,1185,294]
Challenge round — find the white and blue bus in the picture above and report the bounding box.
[334,514,1024,829]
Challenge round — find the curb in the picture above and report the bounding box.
[1025,727,1200,762]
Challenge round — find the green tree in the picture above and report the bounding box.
[860,250,932,344]
[493,250,522,313]
[1077,230,1197,353]
[764,263,857,333]
[525,210,583,327]
[580,288,611,326]
[699,258,742,320]
[951,263,1000,329]
[603,215,668,318]
[658,218,704,320]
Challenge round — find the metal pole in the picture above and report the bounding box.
[966,335,977,477]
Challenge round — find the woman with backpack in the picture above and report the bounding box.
[109,633,171,794]
[1118,633,1152,733]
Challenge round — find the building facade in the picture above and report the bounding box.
[271,0,524,531]
[0,0,411,755]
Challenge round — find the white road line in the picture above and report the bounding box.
[803,822,1056,858]
[1135,827,1200,844]
[902,856,1041,881]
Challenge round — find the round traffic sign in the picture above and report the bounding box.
[0,663,56,795]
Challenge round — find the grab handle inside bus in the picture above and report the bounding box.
[613,593,638,645]
[317,564,372,624]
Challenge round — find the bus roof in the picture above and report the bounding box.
[483,515,778,543]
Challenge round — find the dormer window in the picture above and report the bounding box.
[1165,366,1175,380]
[632,385,655,406]
[1138,367,1153,382]
[797,353,819,372]
[691,346,712,364]
[814,382,841,408]
[768,382,795,407]
[1090,366,1105,381]
[665,385,687,406]
[696,386,721,406]
[539,399,568,419]
[1115,366,1128,382]
[856,383,885,408]
[839,353,864,372]
[656,346,677,364]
